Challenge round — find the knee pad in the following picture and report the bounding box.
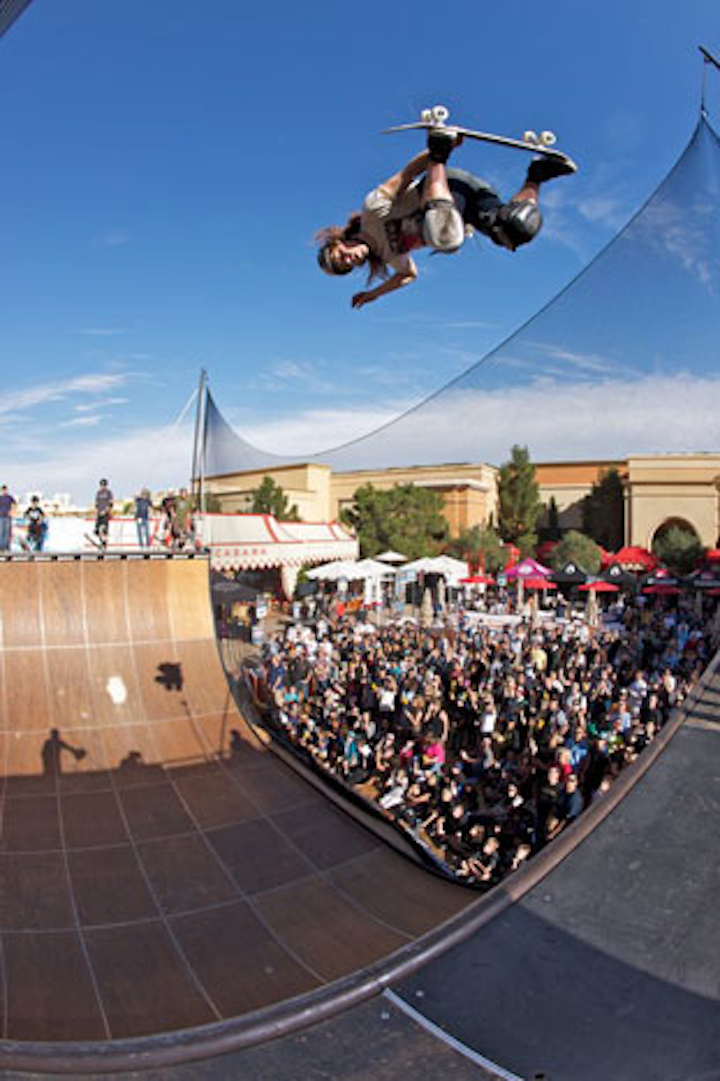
[422,199,465,253]
[491,199,542,249]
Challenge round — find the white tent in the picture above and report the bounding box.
[306,557,389,607]
[307,558,388,582]
[402,555,467,584]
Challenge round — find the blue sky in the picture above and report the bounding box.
[1,0,719,502]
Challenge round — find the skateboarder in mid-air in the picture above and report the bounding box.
[317,127,574,308]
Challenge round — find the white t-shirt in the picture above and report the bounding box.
[361,185,423,274]
[481,708,497,734]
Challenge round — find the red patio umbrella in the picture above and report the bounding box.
[523,577,557,590]
[579,580,619,593]
[460,574,496,585]
[644,584,681,595]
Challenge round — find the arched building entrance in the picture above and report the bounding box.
[650,517,701,549]
[624,455,720,550]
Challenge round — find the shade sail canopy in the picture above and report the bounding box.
[200,118,720,474]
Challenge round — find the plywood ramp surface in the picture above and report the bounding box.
[0,555,469,1050]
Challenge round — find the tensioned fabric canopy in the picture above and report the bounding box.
[200,117,720,474]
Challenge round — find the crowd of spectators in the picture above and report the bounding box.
[254,597,712,887]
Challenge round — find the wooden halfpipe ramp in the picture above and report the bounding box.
[0,554,470,1068]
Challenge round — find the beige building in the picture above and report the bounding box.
[206,453,720,549]
[625,455,720,549]
[204,463,334,522]
[534,460,626,532]
[330,463,499,536]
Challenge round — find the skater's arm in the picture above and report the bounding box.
[378,135,463,200]
[351,264,417,309]
[377,151,430,200]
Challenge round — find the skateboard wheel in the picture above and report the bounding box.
[432,105,449,123]
[540,130,557,146]
[523,130,539,145]
[421,108,433,122]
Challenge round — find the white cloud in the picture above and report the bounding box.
[239,372,720,468]
[3,373,718,506]
[637,196,719,291]
[0,421,194,503]
[0,373,133,417]
[60,415,108,428]
[523,341,629,377]
[576,193,631,232]
[75,327,127,337]
[241,403,400,457]
[98,229,132,247]
[74,397,130,412]
[244,358,338,394]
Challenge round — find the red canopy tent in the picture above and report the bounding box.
[609,546,659,571]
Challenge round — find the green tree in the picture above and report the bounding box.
[582,468,624,551]
[446,524,505,573]
[341,483,448,559]
[549,530,602,574]
[542,496,562,542]
[652,525,703,575]
[250,476,300,521]
[498,445,542,557]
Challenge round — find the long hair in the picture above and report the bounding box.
[315,213,388,282]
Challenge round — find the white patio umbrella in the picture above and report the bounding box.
[306,560,348,581]
[375,549,408,565]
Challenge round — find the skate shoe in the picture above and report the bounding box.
[526,155,577,185]
[427,127,457,164]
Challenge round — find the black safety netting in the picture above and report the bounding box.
[203,116,720,476]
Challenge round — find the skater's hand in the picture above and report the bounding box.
[351,291,372,309]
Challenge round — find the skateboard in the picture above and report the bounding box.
[85,532,106,551]
[384,104,577,172]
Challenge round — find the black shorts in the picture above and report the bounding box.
[446,167,502,235]
[408,169,502,237]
